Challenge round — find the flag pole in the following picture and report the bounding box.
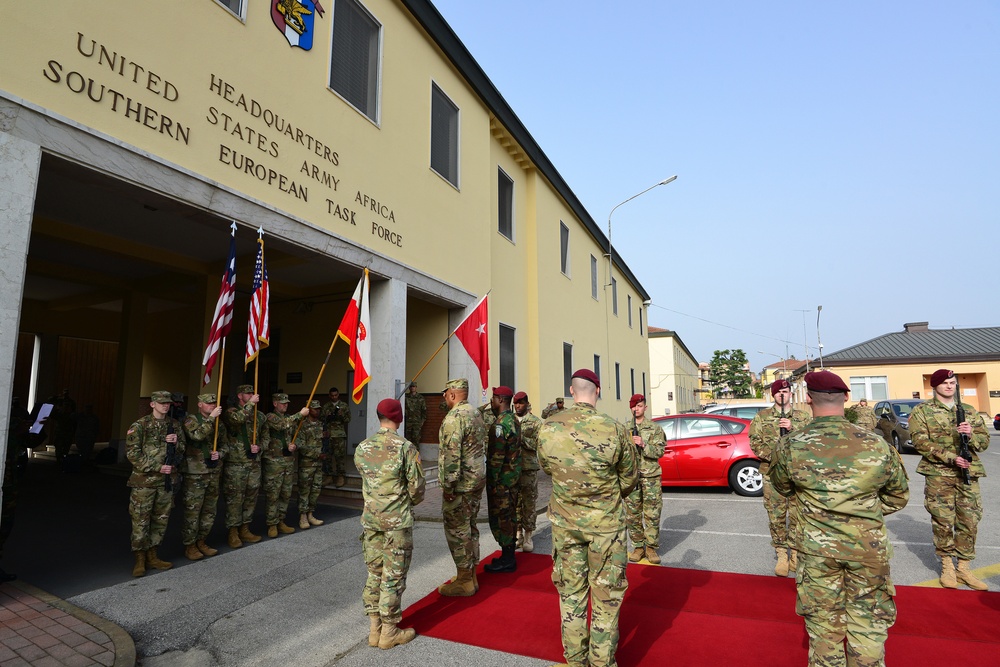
[251,356,260,448]
[291,336,339,445]
[212,337,227,452]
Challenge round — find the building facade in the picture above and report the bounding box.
[648,327,699,415]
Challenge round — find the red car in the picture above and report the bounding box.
[652,414,762,497]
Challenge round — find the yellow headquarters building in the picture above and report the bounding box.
[0,0,653,461]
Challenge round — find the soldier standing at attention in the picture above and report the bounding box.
[223,384,266,548]
[749,379,812,576]
[484,386,522,573]
[296,400,326,530]
[769,370,909,667]
[321,387,351,487]
[127,391,185,577]
[541,396,565,419]
[624,394,666,565]
[909,368,990,590]
[854,398,878,430]
[513,391,542,552]
[355,398,425,650]
[403,382,427,445]
[264,393,309,537]
[181,393,224,561]
[538,369,638,667]
[437,378,487,597]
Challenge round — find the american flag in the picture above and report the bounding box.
[245,231,270,367]
[202,225,237,385]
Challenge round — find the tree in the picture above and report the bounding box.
[708,349,753,398]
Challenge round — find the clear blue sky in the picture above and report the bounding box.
[431,0,1000,374]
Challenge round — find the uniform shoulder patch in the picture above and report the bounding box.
[495,425,503,438]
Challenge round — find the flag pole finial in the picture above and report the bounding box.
[257,226,264,238]
[230,221,238,235]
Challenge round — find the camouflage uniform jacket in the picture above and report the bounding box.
[182,412,224,475]
[355,427,426,531]
[770,416,910,564]
[909,397,990,478]
[405,393,427,424]
[438,400,487,493]
[517,413,543,472]
[538,402,639,534]
[223,402,268,463]
[126,414,186,488]
[749,404,812,462]
[854,405,878,430]
[296,418,324,460]
[321,400,350,438]
[478,403,497,430]
[487,410,522,488]
[264,411,303,459]
[631,418,666,478]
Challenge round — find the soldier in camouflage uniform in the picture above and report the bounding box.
[321,387,351,487]
[541,396,565,419]
[749,378,812,576]
[909,368,991,590]
[538,369,638,667]
[513,391,542,552]
[624,394,666,565]
[355,398,425,650]
[403,382,427,445]
[853,398,878,430]
[484,386,522,573]
[264,393,309,537]
[180,393,224,561]
[222,384,266,548]
[296,400,326,530]
[437,378,487,597]
[769,370,909,667]
[126,390,184,577]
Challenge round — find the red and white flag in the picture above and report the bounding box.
[453,294,489,393]
[202,224,238,385]
[245,230,270,368]
[336,269,371,404]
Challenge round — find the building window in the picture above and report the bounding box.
[499,324,516,389]
[329,0,381,122]
[611,277,618,315]
[639,306,644,335]
[850,376,888,401]
[594,354,601,384]
[215,0,245,19]
[559,222,570,276]
[628,295,633,328]
[563,343,573,395]
[642,372,647,397]
[498,168,514,241]
[615,362,621,400]
[630,367,635,396]
[430,83,459,186]
[590,255,599,299]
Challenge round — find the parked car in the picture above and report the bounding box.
[703,402,774,420]
[653,414,762,496]
[873,399,923,452]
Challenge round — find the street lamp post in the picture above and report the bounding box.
[816,305,825,370]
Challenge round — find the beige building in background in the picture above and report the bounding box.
[648,327,699,415]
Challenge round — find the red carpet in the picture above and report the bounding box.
[403,552,1000,666]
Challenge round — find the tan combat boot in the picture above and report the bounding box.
[196,540,217,557]
[278,521,295,534]
[645,546,661,565]
[940,556,958,588]
[774,548,789,577]
[228,526,243,549]
[438,567,476,597]
[239,524,261,544]
[267,525,278,539]
[378,623,416,650]
[184,543,204,561]
[146,548,172,570]
[335,474,346,488]
[131,550,146,578]
[789,549,798,573]
[956,560,988,591]
[522,530,534,553]
[628,547,644,563]
[299,513,311,530]
[367,614,382,647]
[308,512,324,526]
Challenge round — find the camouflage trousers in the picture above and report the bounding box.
[361,527,413,624]
[551,526,628,667]
[297,456,323,514]
[263,456,295,526]
[324,436,346,476]
[625,475,662,549]
[129,485,174,552]
[222,461,261,528]
[404,422,423,445]
[181,471,221,545]
[486,480,520,547]
[923,474,983,560]
[761,462,796,548]
[442,485,484,569]
[796,554,896,667]
[516,469,539,534]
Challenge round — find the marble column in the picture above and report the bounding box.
[110,292,148,462]
[368,277,407,442]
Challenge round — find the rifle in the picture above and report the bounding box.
[953,376,972,485]
[632,415,640,444]
[779,400,789,437]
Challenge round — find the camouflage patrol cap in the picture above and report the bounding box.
[237,384,254,394]
[272,393,290,403]
[930,369,953,387]
[804,370,849,393]
[197,393,218,404]
[150,390,173,404]
[308,399,321,409]
[555,397,564,404]
[444,378,469,391]
[513,391,528,403]
[770,379,791,396]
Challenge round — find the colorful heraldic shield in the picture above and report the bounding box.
[271,0,326,50]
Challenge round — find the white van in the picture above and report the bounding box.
[703,402,774,420]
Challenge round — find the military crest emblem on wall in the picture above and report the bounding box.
[271,0,325,50]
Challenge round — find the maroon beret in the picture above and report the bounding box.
[930,369,953,388]
[770,379,791,396]
[376,398,403,423]
[804,370,849,393]
[571,368,601,389]
[512,391,528,403]
[492,386,514,398]
[629,393,645,409]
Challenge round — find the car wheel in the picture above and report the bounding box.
[892,432,902,453]
[729,460,763,497]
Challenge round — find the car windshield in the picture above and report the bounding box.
[893,401,921,417]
